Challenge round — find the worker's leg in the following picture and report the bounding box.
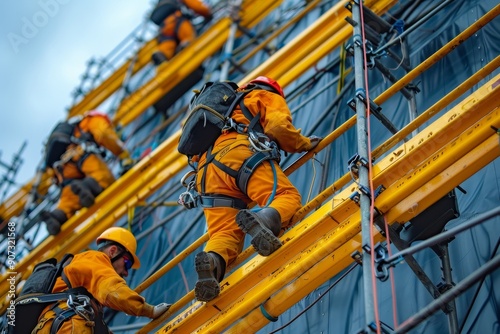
[236,160,303,256]
[176,19,197,50]
[79,153,115,189]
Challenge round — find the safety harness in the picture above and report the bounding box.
[45,116,105,187]
[42,269,108,334]
[6,254,108,334]
[179,85,281,210]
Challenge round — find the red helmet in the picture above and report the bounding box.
[245,76,285,98]
[84,110,112,125]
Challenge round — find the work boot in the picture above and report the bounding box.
[151,51,168,66]
[236,207,282,256]
[81,177,103,196]
[41,209,67,235]
[194,251,225,302]
[70,180,95,208]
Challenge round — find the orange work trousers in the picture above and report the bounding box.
[57,153,115,218]
[197,134,302,267]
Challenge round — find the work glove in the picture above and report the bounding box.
[120,157,135,176]
[152,303,171,319]
[308,135,323,150]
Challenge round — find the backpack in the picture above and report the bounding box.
[178,81,249,157]
[150,0,181,25]
[3,254,73,334]
[44,117,81,169]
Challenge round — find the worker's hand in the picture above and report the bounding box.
[152,303,171,319]
[308,135,323,150]
[120,157,135,176]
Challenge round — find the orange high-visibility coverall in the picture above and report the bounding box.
[195,89,314,267]
[156,0,211,59]
[34,251,154,333]
[56,114,129,219]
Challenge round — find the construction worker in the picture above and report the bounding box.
[150,0,212,65]
[193,76,321,301]
[33,227,171,333]
[41,110,134,235]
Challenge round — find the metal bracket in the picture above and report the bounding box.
[347,89,382,113]
[374,184,386,197]
[349,191,360,204]
[348,153,370,175]
[351,250,363,265]
[374,243,391,282]
[345,40,378,68]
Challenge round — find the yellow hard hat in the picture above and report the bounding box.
[96,227,141,269]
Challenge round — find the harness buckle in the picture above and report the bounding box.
[222,118,237,133]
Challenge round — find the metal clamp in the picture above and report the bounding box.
[347,90,382,114]
[178,181,199,210]
[347,153,370,179]
[67,294,95,322]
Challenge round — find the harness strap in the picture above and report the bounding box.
[239,100,264,134]
[237,151,278,196]
[212,159,238,178]
[199,195,247,209]
[50,306,77,334]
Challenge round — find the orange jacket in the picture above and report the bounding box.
[228,89,313,153]
[77,114,129,159]
[51,250,154,318]
[182,0,211,18]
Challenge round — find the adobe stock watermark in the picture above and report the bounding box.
[7,0,71,54]
[6,220,17,328]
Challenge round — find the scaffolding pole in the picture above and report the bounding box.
[351,1,376,331]
[220,0,242,81]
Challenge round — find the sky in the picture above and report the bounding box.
[0,0,154,199]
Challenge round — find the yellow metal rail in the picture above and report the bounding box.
[66,39,157,118]
[113,0,283,127]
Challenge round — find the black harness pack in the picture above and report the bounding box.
[150,0,181,25]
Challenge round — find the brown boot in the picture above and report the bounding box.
[41,209,67,235]
[236,207,282,256]
[194,251,225,302]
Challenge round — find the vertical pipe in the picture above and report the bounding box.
[438,244,460,333]
[351,1,375,329]
[220,0,242,81]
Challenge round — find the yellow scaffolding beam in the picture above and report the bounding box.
[113,0,283,127]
